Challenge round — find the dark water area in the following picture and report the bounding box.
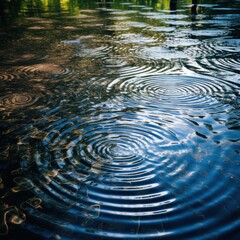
[0,0,240,239]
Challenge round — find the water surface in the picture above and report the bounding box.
[0,0,240,239]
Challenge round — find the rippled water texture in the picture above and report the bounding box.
[0,0,240,239]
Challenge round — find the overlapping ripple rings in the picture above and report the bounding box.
[184,39,240,76]
[10,105,239,239]
[106,75,237,113]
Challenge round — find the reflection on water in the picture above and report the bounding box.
[0,0,240,239]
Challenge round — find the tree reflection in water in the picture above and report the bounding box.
[192,0,198,15]
[170,0,177,11]
[97,0,111,8]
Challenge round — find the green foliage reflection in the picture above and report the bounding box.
[0,0,196,22]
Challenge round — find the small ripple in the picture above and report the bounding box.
[109,10,139,15]
[139,46,188,60]
[197,58,240,75]
[111,45,185,76]
[0,93,41,109]
[164,38,201,47]
[0,64,71,87]
[76,46,113,60]
[213,38,240,53]
[166,20,192,26]
[105,58,129,68]
[190,29,230,37]
[196,19,236,27]
[116,33,157,45]
[15,63,68,76]
[116,65,165,78]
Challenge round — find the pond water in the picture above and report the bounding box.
[0,0,240,239]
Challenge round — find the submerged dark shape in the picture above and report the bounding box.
[192,0,198,15]
[170,0,177,11]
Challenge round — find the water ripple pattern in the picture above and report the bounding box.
[107,75,238,113]
[0,0,240,240]
[0,93,40,109]
[7,101,239,239]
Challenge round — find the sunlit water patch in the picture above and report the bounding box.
[165,20,192,26]
[139,46,188,60]
[116,33,157,45]
[109,10,139,15]
[124,21,149,29]
[140,12,188,20]
[190,29,230,37]
[164,38,200,47]
[147,26,176,33]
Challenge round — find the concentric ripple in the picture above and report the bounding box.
[107,75,237,112]
[197,58,240,75]
[6,108,239,239]
[0,93,41,109]
[12,114,190,236]
[15,63,68,76]
[138,46,188,60]
[184,40,229,58]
